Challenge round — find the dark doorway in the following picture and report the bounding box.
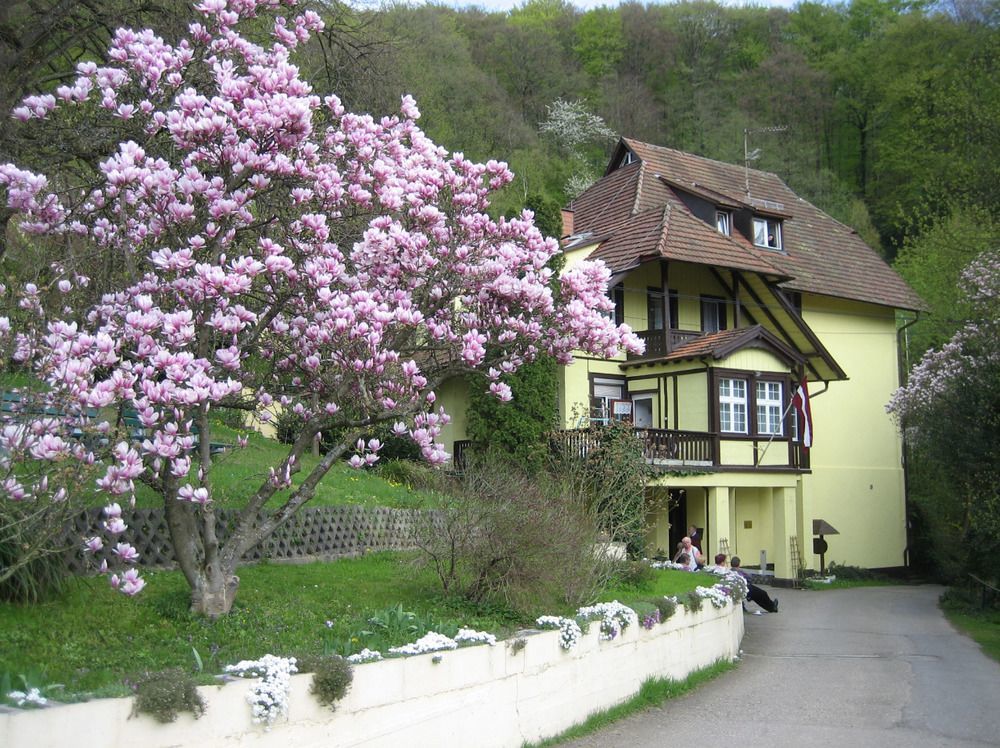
[667,488,687,555]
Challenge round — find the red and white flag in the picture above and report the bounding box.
[792,378,813,449]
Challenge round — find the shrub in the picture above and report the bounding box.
[130,668,205,723]
[826,562,878,580]
[611,559,656,589]
[308,655,353,709]
[684,591,704,612]
[650,596,678,622]
[413,454,615,614]
[0,504,70,603]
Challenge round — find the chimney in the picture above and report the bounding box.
[561,209,574,238]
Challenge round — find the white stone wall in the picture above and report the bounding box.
[1,603,743,747]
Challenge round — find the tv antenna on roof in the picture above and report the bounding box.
[744,125,788,200]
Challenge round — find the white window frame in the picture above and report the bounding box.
[755,380,784,435]
[716,210,731,235]
[753,217,782,250]
[719,377,748,434]
[592,378,624,425]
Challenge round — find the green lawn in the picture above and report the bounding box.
[944,609,1000,663]
[130,428,438,510]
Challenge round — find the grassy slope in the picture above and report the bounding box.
[2,420,720,699]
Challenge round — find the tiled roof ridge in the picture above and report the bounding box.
[632,161,645,216]
[623,137,778,183]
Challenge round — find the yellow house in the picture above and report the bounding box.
[443,139,923,581]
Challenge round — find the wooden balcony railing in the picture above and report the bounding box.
[550,427,716,466]
[630,329,705,360]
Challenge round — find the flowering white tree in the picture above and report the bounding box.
[887,251,1000,568]
[0,0,641,616]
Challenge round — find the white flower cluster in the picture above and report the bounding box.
[720,571,749,601]
[694,585,731,609]
[346,648,383,664]
[7,688,47,707]
[455,628,497,646]
[388,631,459,656]
[536,615,583,650]
[576,600,638,640]
[649,560,687,571]
[225,654,298,727]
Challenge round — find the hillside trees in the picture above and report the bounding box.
[0,0,640,616]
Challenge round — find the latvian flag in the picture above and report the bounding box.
[792,378,813,449]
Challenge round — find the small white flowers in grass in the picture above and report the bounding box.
[455,628,497,646]
[7,688,47,707]
[388,631,458,656]
[694,585,731,609]
[649,559,687,571]
[225,654,297,728]
[536,615,583,650]
[577,601,638,641]
[346,648,383,664]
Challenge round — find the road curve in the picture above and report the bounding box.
[560,585,1000,748]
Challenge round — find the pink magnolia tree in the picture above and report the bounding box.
[0,0,641,616]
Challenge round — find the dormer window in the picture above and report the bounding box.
[715,211,731,236]
[753,217,782,250]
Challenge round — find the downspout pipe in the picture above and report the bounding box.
[895,313,921,572]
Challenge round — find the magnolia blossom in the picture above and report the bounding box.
[0,0,641,605]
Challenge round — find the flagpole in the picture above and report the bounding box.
[756,397,796,466]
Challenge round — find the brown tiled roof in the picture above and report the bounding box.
[664,325,804,366]
[585,193,788,278]
[611,139,924,311]
[566,161,642,238]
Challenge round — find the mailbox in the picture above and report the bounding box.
[812,519,839,574]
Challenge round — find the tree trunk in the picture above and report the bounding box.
[190,562,241,618]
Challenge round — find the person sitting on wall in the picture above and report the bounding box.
[704,552,729,573]
[676,552,692,569]
[676,536,701,571]
[731,556,779,613]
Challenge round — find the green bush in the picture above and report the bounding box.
[650,596,678,622]
[684,591,703,612]
[130,668,205,723]
[611,560,656,589]
[307,655,353,709]
[0,504,70,603]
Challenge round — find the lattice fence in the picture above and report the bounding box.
[59,505,430,575]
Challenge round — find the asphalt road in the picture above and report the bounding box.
[561,585,1000,748]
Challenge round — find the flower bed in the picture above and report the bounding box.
[0,598,743,747]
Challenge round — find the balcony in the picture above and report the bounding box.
[551,427,715,468]
[629,329,704,360]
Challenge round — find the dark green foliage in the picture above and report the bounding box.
[307,655,353,709]
[130,668,205,723]
[651,596,678,622]
[684,590,703,612]
[0,504,70,603]
[611,559,656,590]
[465,357,559,472]
[574,420,651,556]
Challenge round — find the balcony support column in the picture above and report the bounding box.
[770,485,798,580]
[707,486,732,560]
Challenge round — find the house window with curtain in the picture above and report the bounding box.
[756,380,783,435]
[753,217,782,250]
[701,296,728,333]
[610,283,624,325]
[719,377,748,434]
[647,288,665,330]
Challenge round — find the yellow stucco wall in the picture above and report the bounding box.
[798,296,907,570]
[436,376,470,458]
